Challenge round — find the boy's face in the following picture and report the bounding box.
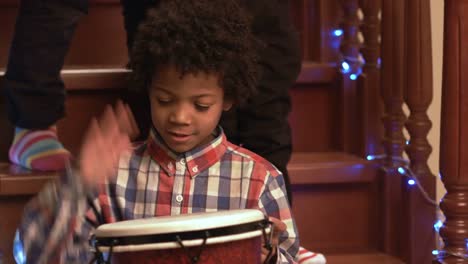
[149,65,232,153]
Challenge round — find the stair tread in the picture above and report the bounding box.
[325,252,405,264]
[288,152,376,185]
[1,62,337,91]
[0,162,58,195]
[0,151,374,195]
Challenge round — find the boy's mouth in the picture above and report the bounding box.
[167,131,192,143]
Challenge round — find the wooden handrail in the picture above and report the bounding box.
[437,0,468,262]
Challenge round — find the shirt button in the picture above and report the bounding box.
[192,166,198,173]
[176,195,184,203]
[180,159,186,165]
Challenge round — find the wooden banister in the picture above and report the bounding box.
[358,0,383,157]
[437,0,468,262]
[338,0,360,154]
[380,1,406,169]
[402,0,436,263]
[379,0,406,257]
[339,0,361,75]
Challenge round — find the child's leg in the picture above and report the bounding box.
[3,1,86,170]
[9,126,70,171]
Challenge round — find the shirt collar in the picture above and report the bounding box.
[146,126,228,178]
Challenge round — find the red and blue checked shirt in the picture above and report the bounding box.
[17,127,300,263]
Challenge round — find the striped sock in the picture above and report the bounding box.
[9,126,70,171]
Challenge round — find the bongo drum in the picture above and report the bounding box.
[93,209,272,264]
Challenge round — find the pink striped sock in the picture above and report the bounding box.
[9,126,70,171]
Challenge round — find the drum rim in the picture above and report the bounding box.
[94,209,266,237]
[95,218,270,250]
[96,228,270,252]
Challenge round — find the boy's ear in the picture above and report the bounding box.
[222,99,234,111]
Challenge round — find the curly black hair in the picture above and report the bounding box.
[128,0,260,105]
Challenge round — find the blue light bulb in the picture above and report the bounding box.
[398,167,406,174]
[13,231,26,264]
[333,29,344,37]
[341,61,350,72]
[434,220,443,232]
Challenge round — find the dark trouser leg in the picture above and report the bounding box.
[221,52,300,205]
[119,0,157,140]
[222,1,302,205]
[3,0,87,129]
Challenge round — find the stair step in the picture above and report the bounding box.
[288,152,376,185]
[0,63,336,91]
[0,151,373,195]
[288,152,380,253]
[325,252,405,264]
[0,162,57,195]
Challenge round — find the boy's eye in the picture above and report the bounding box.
[195,104,211,111]
[157,98,171,104]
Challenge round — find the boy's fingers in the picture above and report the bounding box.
[124,103,140,140]
[114,100,140,141]
[80,103,135,188]
[269,217,287,233]
[115,100,133,136]
[99,105,120,137]
[80,118,104,184]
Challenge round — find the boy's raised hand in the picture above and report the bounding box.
[79,101,139,187]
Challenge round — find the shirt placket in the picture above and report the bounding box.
[171,159,187,215]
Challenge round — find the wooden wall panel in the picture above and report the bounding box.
[289,84,341,152]
[0,2,126,69]
[289,0,342,63]
[65,4,127,67]
[0,95,13,162]
[0,195,34,264]
[290,0,321,61]
[292,182,379,253]
[0,5,17,67]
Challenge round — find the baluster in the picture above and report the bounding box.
[358,0,383,157]
[380,1,406,168]
[403,0,436,263]
[380,0,406,256]
[437,0,468,263]
[339,0,361,76]
[359,0,380,71]
[339,0,361,154]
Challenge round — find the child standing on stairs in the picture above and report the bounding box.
[15,1,302,263]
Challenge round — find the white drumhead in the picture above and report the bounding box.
[94,209,269,252]
[95,209,265,237]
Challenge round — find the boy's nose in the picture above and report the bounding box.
[169,106,191,125]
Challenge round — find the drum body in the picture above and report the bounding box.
[110,236,261,264]
[94,209,270,264]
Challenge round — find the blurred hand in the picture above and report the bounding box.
[79,101,139,187]
[261,216,287,263]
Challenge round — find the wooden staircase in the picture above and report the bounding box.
[0,70,397,264]
[0,1,441,263]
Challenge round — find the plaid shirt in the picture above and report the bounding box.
[17,127,300,263]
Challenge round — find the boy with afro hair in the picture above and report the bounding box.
[16,0,300,263]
